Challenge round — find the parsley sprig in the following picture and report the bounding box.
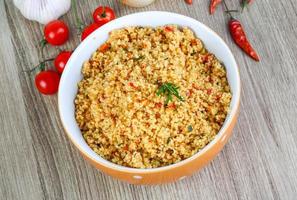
[156,82,185,105]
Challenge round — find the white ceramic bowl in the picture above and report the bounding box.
[58,11,240,185]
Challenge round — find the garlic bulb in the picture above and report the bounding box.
[122,0,155,7]
[13,0,71,24]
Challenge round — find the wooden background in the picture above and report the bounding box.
[1,0,297,199]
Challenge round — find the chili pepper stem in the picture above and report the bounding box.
[225,1,260,61]
[222,0,234,19]
[225,10,239,13]
[241,0,249,12]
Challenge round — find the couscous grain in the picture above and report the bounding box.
[75,25,231,168]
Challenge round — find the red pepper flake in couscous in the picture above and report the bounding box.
[164,26,174,32]
[74,25,231,168]
[99,43,110,52]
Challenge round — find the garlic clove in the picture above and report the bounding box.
[122,0,155,7]
[13,0,71,24]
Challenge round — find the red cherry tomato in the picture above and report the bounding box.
[54,51,72,73]
[44,20,69,45]
[81,23,101,41]
[92,6,116,26]
[35,70,60,95]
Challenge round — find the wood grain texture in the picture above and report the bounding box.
[1,0,297,199]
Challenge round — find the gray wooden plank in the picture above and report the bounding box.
[0,0,297,199]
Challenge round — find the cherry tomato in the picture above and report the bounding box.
[35,70,60,95]
[54,51,72,73]
[92,6,116,26]
[44,20,69,46]
[81,23,101,41]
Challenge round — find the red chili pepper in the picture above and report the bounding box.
[229,18,260,61]
[185,0,193,5]
[210,0,222,14]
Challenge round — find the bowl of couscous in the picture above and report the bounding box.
[58,11,240,185]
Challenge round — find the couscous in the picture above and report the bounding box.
[75,25,231,168]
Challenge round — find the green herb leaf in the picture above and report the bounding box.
[187,125,193,132]
[156,82,185,105]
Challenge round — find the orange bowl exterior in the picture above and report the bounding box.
[58,12,241,185]
[72,108,239,185]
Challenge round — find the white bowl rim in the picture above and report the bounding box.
[58,11,241,173]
